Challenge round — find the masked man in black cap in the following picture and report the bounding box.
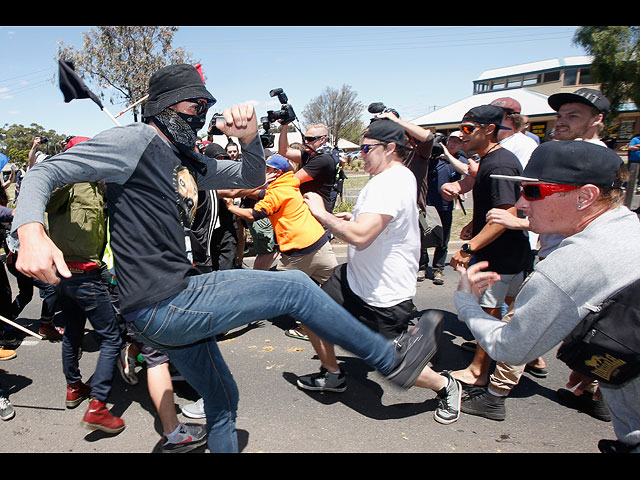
[10,64,443,452]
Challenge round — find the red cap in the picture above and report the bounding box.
[490,97,521,114]
[64,136,91,150]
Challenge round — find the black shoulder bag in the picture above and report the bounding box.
[556,277,640,387]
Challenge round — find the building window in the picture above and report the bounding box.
[543,70,560,83]
[491,79,506,90]
[564,69,578,86]
[578,68,593,85]
[507,77,522,88]
[522,74,541,86]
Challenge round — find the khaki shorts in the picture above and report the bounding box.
[479,271,525,309]
[277,240,338,285]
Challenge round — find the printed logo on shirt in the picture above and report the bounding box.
[174,165,198,228]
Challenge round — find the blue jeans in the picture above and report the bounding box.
[128,268,396,453]
[57,271,122,402]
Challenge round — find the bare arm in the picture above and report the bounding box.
[304,192,390,249]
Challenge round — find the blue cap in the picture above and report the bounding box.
[265,154,291,172]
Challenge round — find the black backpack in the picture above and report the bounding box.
[556,277,640,388]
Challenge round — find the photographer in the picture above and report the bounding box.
[425,132,469,285]
[372,109,435,282]
[27,136,50,170]
[278,122,338,213]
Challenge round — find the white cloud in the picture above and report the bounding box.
[0,87,13,100]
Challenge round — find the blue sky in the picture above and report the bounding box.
[1,26,587,140]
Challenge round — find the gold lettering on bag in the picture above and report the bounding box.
[585,354,627,381]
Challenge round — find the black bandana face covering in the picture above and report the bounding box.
[175,110,208,135]
[151,108,209,174]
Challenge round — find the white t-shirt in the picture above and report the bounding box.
[346,164,420,307]
[500,131,538,169]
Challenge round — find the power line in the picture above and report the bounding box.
[184,27,576,53]
[0,67,52,85]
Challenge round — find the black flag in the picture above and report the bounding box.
[58,59,103,109]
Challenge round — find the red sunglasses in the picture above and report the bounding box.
[520,183,578,201]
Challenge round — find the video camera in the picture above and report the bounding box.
[259,116,275,149]
[367,102,400,119]
[207,113,225,137]
[431,132,447,158]
[267,88,297,125]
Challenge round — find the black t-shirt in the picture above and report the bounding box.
[472,147,530,274]
[300,150,337,211]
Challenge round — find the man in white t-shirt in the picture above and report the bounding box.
[298,119,463,425]
[490,97,538,170]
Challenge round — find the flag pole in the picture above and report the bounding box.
[102,106,121,126]
[115,94,148,118]
[0,314,43,340]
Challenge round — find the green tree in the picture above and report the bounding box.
[0,123,66,165]
[56,26,196,122]
[302,84,365,146]
[573,26,640,120]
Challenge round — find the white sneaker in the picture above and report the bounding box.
[117,344,138,385]
[181,398,205,419]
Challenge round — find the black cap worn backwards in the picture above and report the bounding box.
[363,118,406,146]
[547,88,610,115]
[491,140,623,187]
[462,104,511,130]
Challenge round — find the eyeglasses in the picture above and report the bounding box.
[359,143,385,154]
[460,124,483,135]
[186,99,213,115]
[304,135,326,143]
[520,183,578,201]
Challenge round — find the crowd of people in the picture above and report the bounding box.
[0,64,638,454]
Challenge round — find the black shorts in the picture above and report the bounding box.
[321,263,414,340]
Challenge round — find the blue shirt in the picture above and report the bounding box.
[629,135,640,163]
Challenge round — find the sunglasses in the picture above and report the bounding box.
[520,183,578,201]
[304,134,326,143]
[459,124,484,135]
[359,143,385,154]
[186,99,213,115]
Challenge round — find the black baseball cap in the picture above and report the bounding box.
[547,88,610,115]
[491,140,623,187]
[363,118,406,146]
[143,64,216,118]
[204,142,230,160]
[462,105,511,130]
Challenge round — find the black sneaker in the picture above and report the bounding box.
[556,388,611,422]
[598,438,638,453]
[385,310,443,389]
[461,389,506,421]
[433,372,461,424]
[162,423,208,453]
[297,367,347,393]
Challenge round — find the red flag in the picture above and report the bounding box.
[194,63,205,84]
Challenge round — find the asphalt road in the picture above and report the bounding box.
[0,244,616,454]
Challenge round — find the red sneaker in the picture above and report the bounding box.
[66,381,92,409]
[81,398,125,434]
[39,322,64,341]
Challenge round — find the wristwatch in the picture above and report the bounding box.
[461,243,474,255]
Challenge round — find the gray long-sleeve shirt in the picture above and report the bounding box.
[11,123,265,314]
[455,206,640,450]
